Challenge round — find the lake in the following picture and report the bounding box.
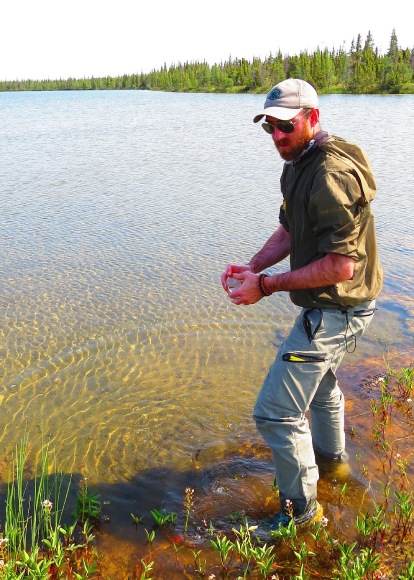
[0,89,413,573]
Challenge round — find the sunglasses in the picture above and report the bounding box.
[262,109,311,134]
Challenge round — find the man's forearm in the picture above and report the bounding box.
[264,253,355,294]
[248,226,291,274]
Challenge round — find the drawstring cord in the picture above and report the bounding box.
[344,310,357,353]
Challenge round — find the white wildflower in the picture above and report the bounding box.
[285,499,293,513]
[42,499,53,511]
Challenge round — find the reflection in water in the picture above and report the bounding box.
[0,90,413,575]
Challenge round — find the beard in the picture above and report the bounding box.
[275,125,314,161]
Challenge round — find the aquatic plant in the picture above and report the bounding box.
[183,487,194,534]
[210,533,234,573]
[136,558,154,580]
[150,508,177,527]
[144,528,156,545]
[131,513,145,528]
[72,477,102,526]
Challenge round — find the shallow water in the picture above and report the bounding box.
[0,90,413,575]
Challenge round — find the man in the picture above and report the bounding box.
[221,78,383,529]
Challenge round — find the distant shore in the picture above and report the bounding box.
[2,29,414,95]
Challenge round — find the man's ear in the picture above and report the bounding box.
[309,108,320,127]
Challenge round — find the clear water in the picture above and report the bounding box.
[0,90,413,572]
[1,89,413,475]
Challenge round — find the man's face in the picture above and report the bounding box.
[266,109,314,161]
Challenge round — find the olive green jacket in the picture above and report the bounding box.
[279,134,383,309]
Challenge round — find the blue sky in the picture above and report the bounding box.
[1,0,413,81]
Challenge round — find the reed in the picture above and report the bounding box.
[1,435,102,578]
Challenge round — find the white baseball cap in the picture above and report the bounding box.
[253,78,319,122]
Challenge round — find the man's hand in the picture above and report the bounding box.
[221,267,264,306]
[221,264,252,292]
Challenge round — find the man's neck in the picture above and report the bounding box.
[286,131,329,165]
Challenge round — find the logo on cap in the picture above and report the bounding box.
[268,88,282,100]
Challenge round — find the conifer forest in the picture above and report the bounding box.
[1,29,413,94]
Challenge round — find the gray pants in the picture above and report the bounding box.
[253,301,375,514]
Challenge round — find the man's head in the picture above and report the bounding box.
[254,79,321,161]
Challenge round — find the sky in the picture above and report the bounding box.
[1,0,413,81]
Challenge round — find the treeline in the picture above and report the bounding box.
[1,29,413,94]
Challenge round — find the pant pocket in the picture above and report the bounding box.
[282,351,327,363]
[302,308,323,343]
